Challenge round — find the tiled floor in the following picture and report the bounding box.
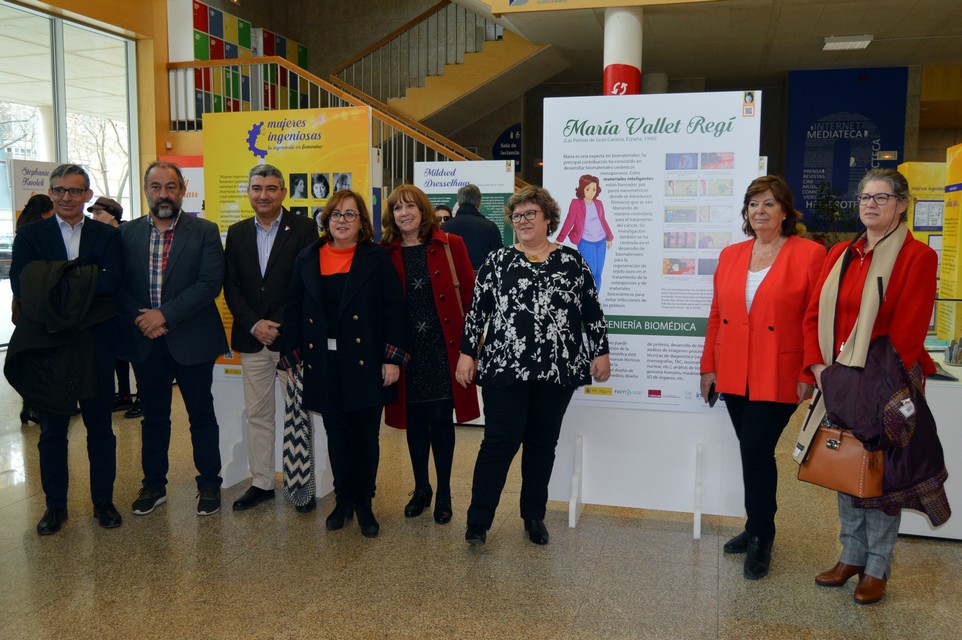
[0,374,960,639]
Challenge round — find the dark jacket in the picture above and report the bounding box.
[439,203,503,271]
[5,260,118,414]
[223,209,318,353]
[116,212,228,365]
[277,240,408,414]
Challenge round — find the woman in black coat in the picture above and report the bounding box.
[279,189,408,538]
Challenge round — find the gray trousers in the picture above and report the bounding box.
[837,492,901,579]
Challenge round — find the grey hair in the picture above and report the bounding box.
[457,184,481,207]
[248,164,285,189]
[857,168,911,223]
[50,164,90,190]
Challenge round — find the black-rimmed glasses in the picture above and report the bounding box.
[330,210,358,221]
[510,209,541,223]
[857,193,898,206]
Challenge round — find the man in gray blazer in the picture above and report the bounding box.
[224,164,317,512]
[117,161,228,517]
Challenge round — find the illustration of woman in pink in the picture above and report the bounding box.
[557,174,614,289]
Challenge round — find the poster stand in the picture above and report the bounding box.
[567,434,585,528]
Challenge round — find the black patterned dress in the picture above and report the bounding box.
[402,244,452,402]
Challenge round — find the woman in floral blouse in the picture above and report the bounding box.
[456,185,610,546]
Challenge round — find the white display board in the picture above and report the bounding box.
[543,91,760,412]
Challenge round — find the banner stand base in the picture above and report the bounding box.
[568,434,584,528]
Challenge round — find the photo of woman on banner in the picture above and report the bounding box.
[381,185,479,526]
[334,172,352,193]
[556,174,614,290]
[802,168,948,605]
[290,173,307,199]
[457,185,610,547]
[312,173,330,199]
[699,175,825,580]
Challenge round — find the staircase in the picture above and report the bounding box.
[330,1,567,136]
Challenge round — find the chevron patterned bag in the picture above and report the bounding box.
[282,369,315,507]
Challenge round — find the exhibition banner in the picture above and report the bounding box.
[10,159,60,215]
[414,160,515,244]
[899,162,945,334]
[203,106,372,231]
[785,67,907,228]
[543,91,761,410]
[938,144,962,341]
[203,106,372,368]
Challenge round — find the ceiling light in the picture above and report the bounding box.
[822,35,873,51]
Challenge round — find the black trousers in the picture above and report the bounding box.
[133,337,222,491]
[723,393,797,540]
[467,381,575,529]
[320,352,382,505]
[405,398,455,497]
[37,329,116,509]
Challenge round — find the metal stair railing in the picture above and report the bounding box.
[167,56,524,193]
[331,0,503,105]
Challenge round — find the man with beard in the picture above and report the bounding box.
[117,161,228,517]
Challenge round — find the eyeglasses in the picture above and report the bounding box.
[330,210,358,222]
[437,215,451,222]
[857,193,898,206]
[510,209,542,223]
[50,186,87,198]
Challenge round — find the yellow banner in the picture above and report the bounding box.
[203,106,372,364]
[938,145,962,340]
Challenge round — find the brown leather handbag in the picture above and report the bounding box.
[797,423,884,498]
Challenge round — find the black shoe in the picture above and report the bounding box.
[37,508,68,536]
[124,400,143,419]
[131,487,167,515]
[232,486,275,511]
[325,500,354,530]
[93,502,123,529]
[433,495,453,524]
[744,536,773,580]
[112,395,133,412]
[197,487,221,516]
[465,524,487,545]
[295,497,317,513]
[524,519,549,545]
[724,530,750,554]
[355,503,379,538]
[404,487,433,518]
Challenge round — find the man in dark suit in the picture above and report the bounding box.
[117,161,228,517]
[8,164,123,535]
[224,164,317,512]
[440,184,503,272]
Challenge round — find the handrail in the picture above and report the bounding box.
[331,0,451,75]
[167,56,528,191]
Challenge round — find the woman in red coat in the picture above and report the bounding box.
[383,185,480,524]
[700,175,825,579]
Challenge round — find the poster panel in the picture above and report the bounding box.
[899,162,945,336]
[785,68,907,229]
[938,144,962,341]
[11,159,61,216]
[203,106,372,368]
[414,160,515,244]
[543,91,761,411]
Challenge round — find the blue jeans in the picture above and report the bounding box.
[577,238,607,289]
[133,337,222,491]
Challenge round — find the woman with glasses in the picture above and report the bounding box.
[700,175,825,579]
[456,185,610,546]
[381,185,479,524]
[277,189,408,538]
[803,168,948,604]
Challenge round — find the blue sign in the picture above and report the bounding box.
[785,68,907,230]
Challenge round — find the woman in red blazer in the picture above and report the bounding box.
[383,185,480,524]
[699,175,825,579]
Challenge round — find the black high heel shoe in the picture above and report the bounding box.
[404,488,433,518]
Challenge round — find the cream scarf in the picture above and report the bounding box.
[792,223,908,464]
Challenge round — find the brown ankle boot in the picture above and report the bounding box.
[815,562,864,587]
